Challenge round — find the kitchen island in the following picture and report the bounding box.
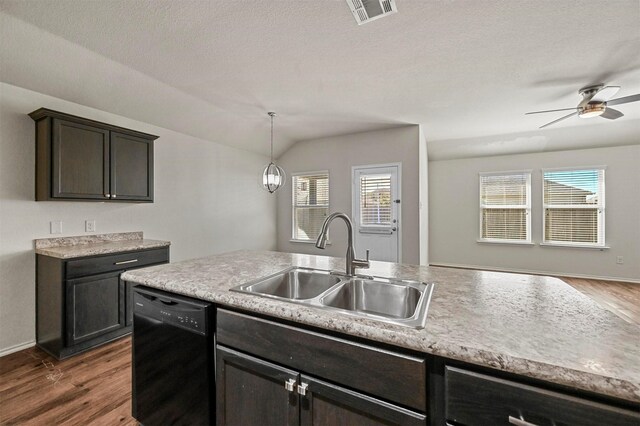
[122,250,640,424]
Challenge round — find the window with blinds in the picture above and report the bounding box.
[359,173,392,227]
[292,172,329,241]
[543,168,605,246]
[479,172,531,242]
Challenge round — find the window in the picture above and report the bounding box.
[543,168,605,246]
[292,172,329,241]
[479,172,531,242]
[359,173,392,227]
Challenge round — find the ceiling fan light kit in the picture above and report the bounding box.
[579,103,606,119]
[526,84,639,128]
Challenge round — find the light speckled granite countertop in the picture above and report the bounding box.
[121,250,640,403]
[35,232,170,259]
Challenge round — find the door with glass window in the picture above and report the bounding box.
[352,164,400,262]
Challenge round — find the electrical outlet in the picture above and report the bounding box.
[85,220,96,233]
[616,256,624,265]
[50,221,62,234]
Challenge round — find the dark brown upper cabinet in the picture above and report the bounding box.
[30,108,158,202]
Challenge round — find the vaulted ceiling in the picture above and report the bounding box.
[1,0,639,158]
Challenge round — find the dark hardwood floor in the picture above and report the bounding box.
[0,336,136,426]
[561,277,640,326]
[0,278,637,425]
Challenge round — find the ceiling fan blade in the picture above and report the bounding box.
[539,111,578,129]
[525,107,577,115]
[590,86,620,102]
[601,108,624,120]
[607,94,640,106]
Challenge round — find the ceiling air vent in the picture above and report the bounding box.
[346,0,397,25]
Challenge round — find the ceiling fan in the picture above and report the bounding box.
[526,85,640,129]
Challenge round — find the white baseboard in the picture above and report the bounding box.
[428,262,640,284]
[0,340,36,358]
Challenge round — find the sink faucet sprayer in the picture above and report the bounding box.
[315,212,370,276]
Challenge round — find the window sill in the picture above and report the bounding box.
[477,239,534,246]
[539,242,609,250]
[289,239,331,245]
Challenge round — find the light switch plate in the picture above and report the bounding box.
[85,220,96,233]
[50,221,62,234]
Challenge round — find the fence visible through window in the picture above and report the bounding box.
[359,174,392,227]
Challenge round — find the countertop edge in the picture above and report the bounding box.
[35,239,171,259]
[121,272,640,404]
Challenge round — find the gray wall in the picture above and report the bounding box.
[0,83,277,354]
[428,144,640,281]
[276,126,423,265]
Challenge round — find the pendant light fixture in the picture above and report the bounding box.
[262,112,286,193]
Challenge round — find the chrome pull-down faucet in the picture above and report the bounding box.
[315,212,370,276]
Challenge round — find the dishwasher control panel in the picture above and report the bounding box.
[133,290,209,334]
[159,309,204,331]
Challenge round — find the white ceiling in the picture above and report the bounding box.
[1,0,639,158]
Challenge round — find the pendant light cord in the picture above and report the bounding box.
[270,114,274,162]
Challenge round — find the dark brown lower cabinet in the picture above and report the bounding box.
[444,366,640,426]
[216,345,426,426]
[36,247,169,359]
[299,375,426,426]
[66,271,125,346]
[217,345,299,426]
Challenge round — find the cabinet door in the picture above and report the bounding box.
[445,366,640,426]
[66,272,125,346]
[300,375,426,426]
[52,119,110,199]
[216,345,299,426]
[110,132,153,201]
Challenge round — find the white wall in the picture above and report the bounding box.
[418,126,429,265]
[0,83,277,354]
[429,145,640,282]
[276,126,422,265]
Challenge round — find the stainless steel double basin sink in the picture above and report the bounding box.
[231,267,434,329]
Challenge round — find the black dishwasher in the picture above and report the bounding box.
[132,286,214,426]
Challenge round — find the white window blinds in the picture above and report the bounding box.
[543,168,605,246]
[479,172,531,242]
[359,173,392,226]
[292,173,329,241]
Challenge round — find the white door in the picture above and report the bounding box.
[352,164,400,262]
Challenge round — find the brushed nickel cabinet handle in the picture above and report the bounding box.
[284,378,296,392]
[297,382,308,396]
[508,416,539,426]
[115,259,138,265]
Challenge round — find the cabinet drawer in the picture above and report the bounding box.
[217,309,427,412]
[445,366,640,426]
[66,247,169,278]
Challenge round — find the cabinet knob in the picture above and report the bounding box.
[284,378,296,392]
[297,382,309,396]
[112,194,117,198]
[105,193,111,198]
